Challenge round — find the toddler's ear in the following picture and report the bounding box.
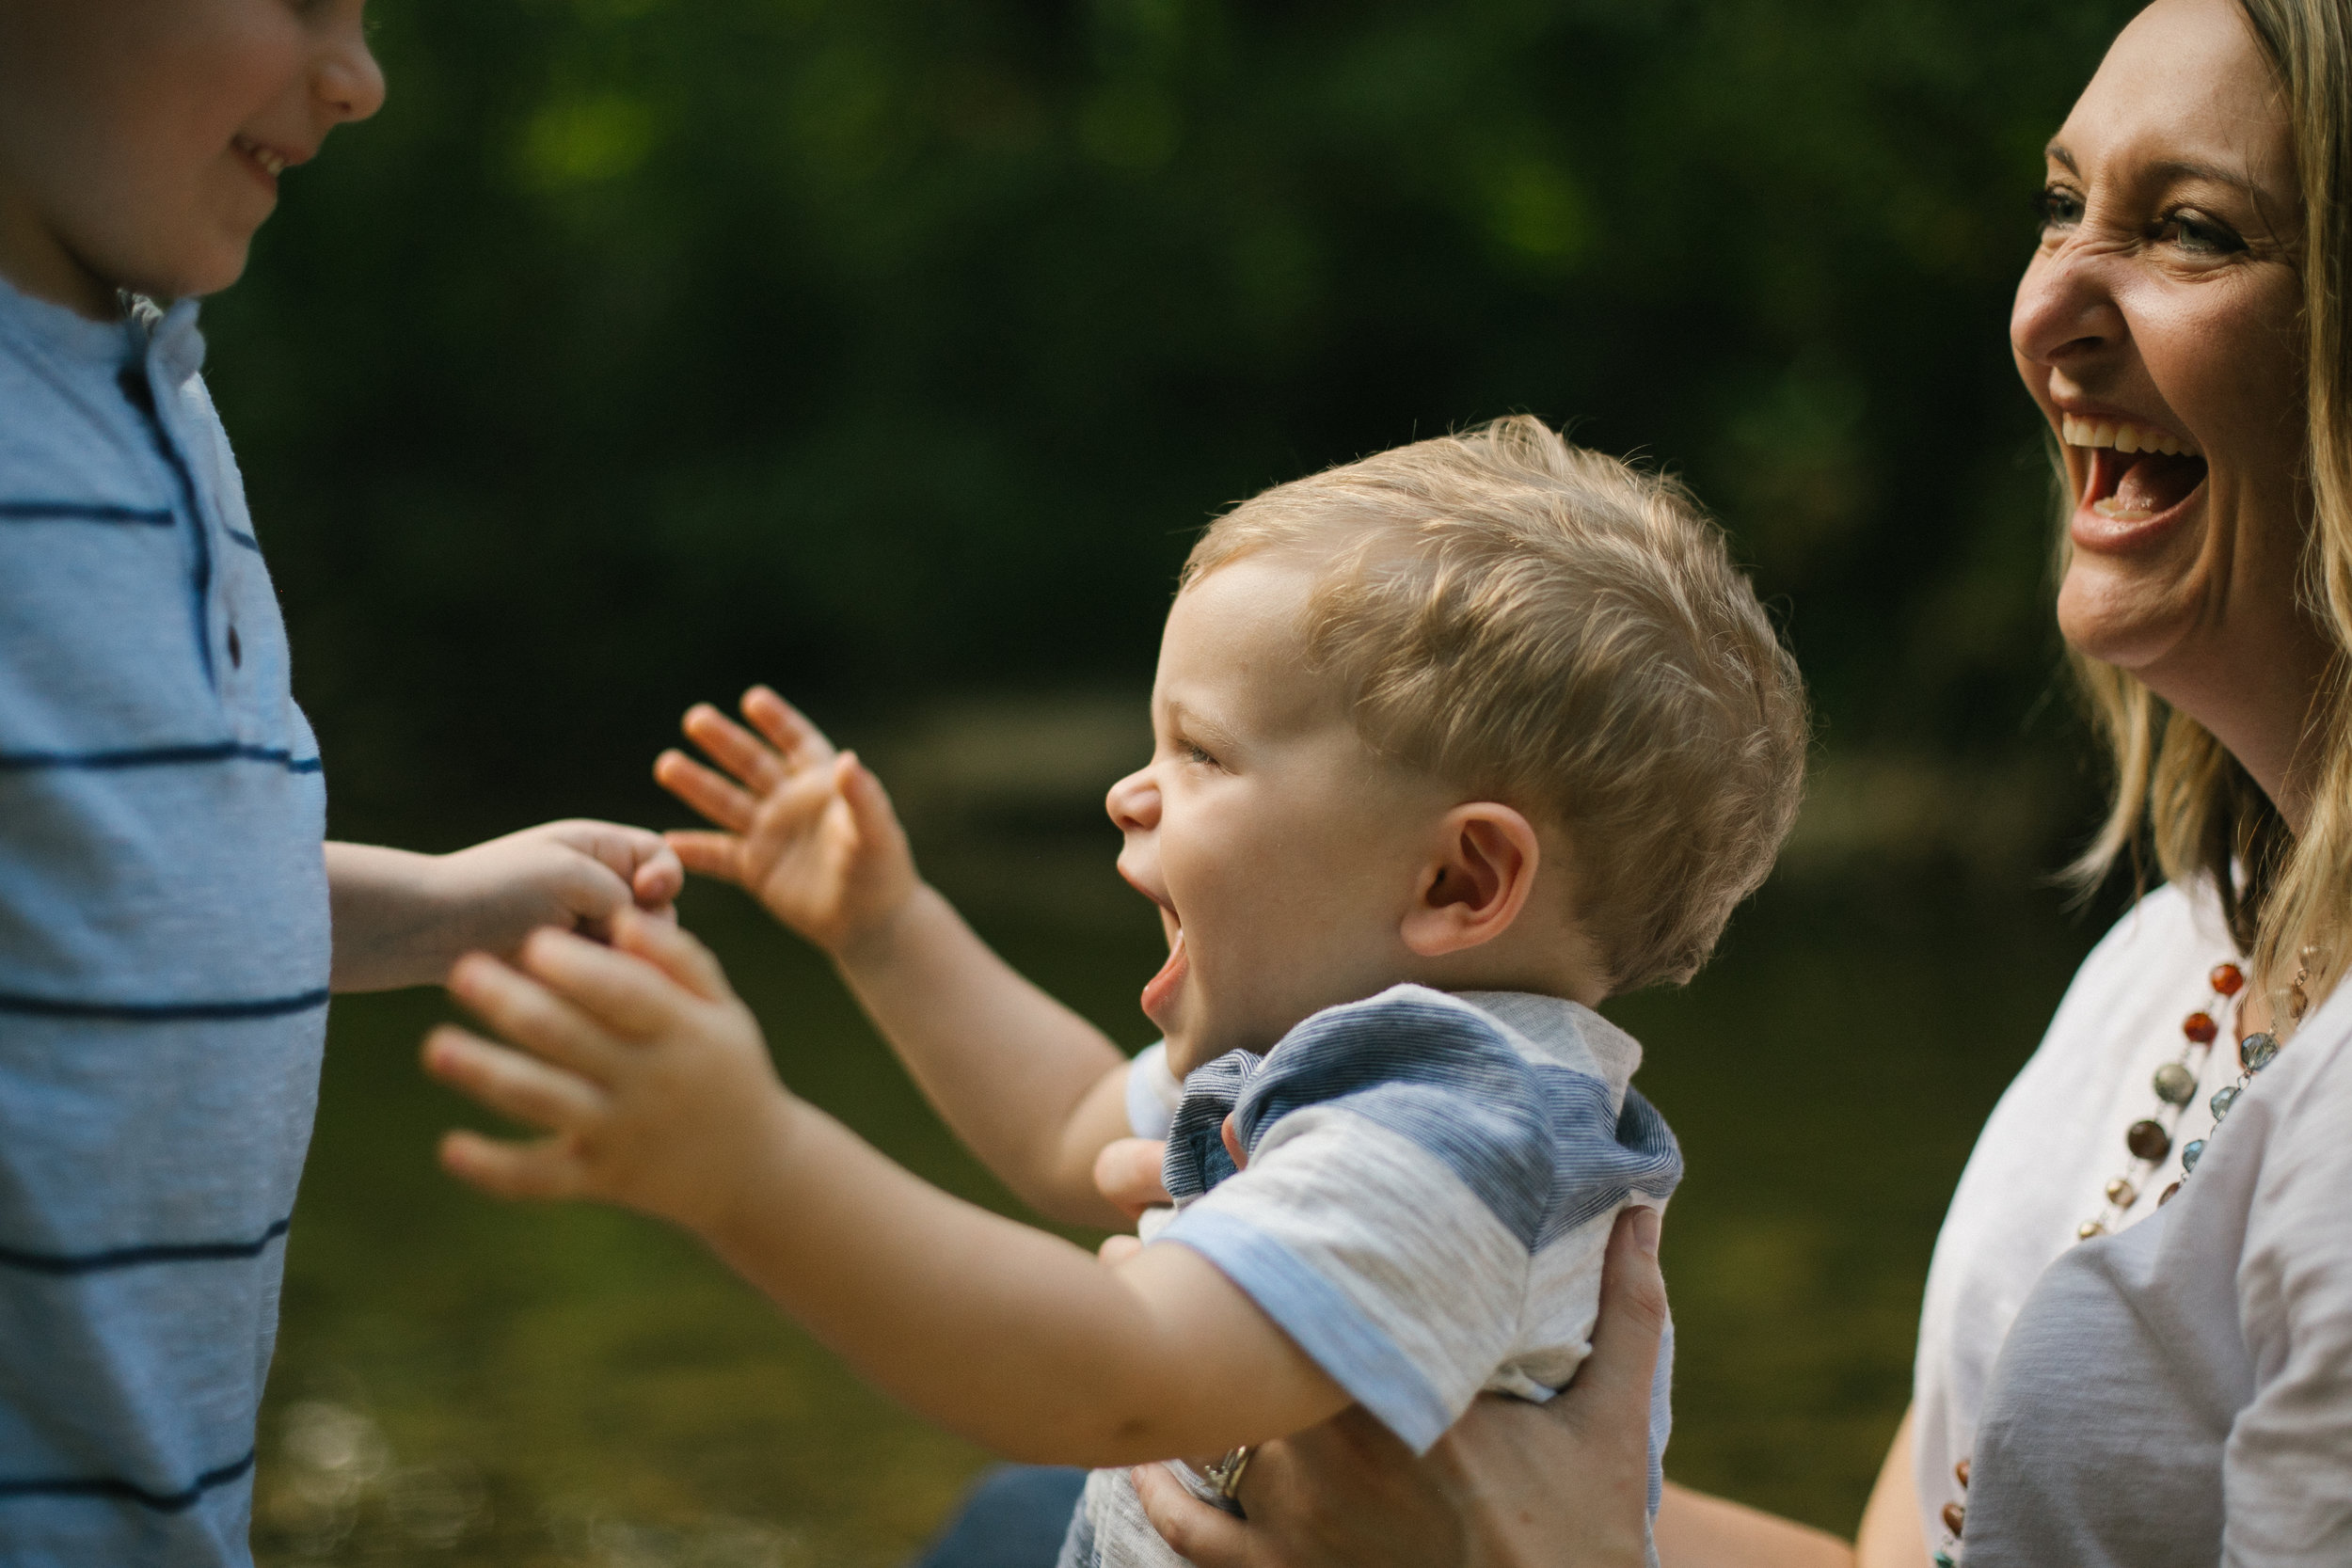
[1399,803,1539,958]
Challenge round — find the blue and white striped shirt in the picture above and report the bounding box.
[1070,984,1681,1568]
[0,275,329,1567]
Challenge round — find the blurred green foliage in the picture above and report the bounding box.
[204,0,2141,842]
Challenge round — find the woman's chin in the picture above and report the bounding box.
[2055,570,2196,673]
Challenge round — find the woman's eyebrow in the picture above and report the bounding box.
[2046,140,2267,201]
[2143,157,2265,199]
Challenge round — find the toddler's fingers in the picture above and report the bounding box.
[740,686,835,773]
[630,860,682,919]
[623,837,686,909]
[681,704,789,793]
[654,750,757,833]
[447,950,627,1082]
[746,759,846,845]
[437,1129,588,1203]
[665,830,743,881]
[836,752,904,851]
[518,926,701,1039]
[1092,1137,1173,1217]
[611,908,735,1005]
[422,1025,607,1132]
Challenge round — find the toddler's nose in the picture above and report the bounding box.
[1105,766,1159,833]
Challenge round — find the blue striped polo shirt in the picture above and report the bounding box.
[1068,986,1682,1567]
[0,275,329,1566]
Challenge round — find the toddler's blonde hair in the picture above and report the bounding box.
[1183,415,1808,992]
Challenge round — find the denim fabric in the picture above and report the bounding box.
[911,1466,1087,1568]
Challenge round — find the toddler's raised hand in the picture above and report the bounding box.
[424,911,790,1237]
[654,687,916,958]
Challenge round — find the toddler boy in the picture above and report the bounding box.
[0,7,677,1563]
[427,418,1806,1565]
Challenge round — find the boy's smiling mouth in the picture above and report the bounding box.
[232,135,294,188]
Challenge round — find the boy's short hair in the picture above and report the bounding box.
[1183,415,1807,992]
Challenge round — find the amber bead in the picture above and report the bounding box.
[2077,1219,2106,1240]
[2159,1180,2182,1205]
[1942,1501,1966,1535]
[1955,1458,1970,1488]
[2212,961,2245,996]
[2106,1177,2137,1206]
[2126,1118,2171,1162]
[2183,1010,2218,1044]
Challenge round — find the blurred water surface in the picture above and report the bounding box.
[259,804,2107,1563]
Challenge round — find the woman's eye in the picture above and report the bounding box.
[2157,212,2245,256]
[2032,186,2083,232]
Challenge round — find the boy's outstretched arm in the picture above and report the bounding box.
[655,688,1132,1228]
[326,822,683,993]
[423,914,1346,1464]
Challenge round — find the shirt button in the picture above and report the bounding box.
[227,625,243,668]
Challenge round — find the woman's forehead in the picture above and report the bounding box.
[2059,0,2292,191]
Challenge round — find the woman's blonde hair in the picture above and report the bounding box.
[2071,0,2352,1005]
[1183,416,1809,994]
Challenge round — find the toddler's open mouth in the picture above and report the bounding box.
[2065,413,2206,526]
[1141,924,1188,1022]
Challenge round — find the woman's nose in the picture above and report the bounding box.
[2011,243,2122,372]
[1105,767,1159,832]
[316,3,389,126]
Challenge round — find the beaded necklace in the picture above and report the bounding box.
[1929,953,2307,1567]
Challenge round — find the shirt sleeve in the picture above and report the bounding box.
[1152,990,1608,1453]
[1125,1041,1183,1139]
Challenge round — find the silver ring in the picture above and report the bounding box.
[1204,1445,1255,1504]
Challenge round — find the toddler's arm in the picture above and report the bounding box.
[326,821,683,992]
[655,688,1133,1227]
[423,914,1346,1464]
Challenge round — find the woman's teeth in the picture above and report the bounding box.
[2060,413,2199,458]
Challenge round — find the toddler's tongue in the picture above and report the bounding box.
[1141,927,1189,1020]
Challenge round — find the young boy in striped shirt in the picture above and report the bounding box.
[0,8,679,1562]
[430,418,1807,1564]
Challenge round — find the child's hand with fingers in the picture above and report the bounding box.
[654,687,918,960]
[422,910,795,1239]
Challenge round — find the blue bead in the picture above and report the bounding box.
[2240,1032,2279,1072]
[1934,1555,1958,1568]
[2210,1085,2241,1121]
[2183,1138,2206,1172]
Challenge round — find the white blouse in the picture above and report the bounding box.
[1911,880,2242,1548]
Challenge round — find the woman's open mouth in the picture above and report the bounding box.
[2065,414,2207,542]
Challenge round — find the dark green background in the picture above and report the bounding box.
[210,0,2139,845]
[209,1,2157,1560]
